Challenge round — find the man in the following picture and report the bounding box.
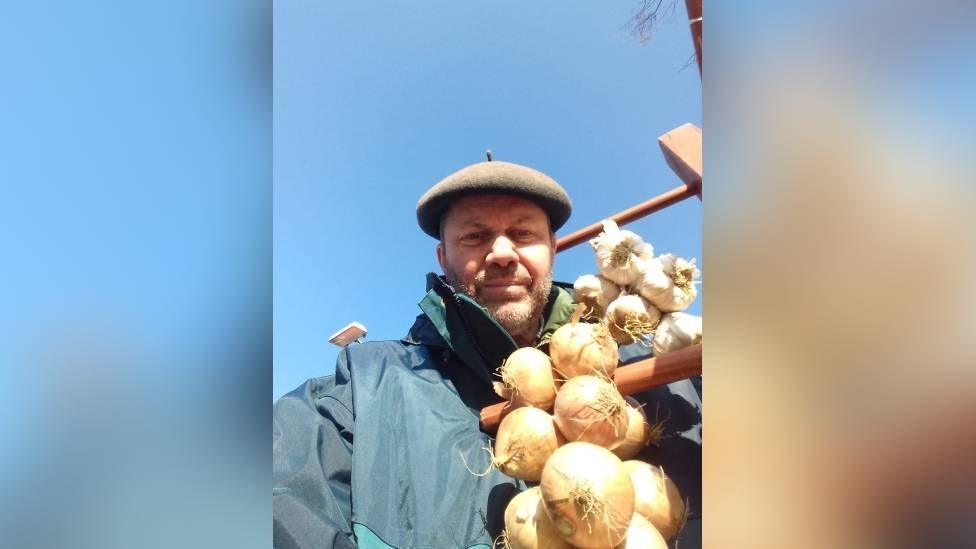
[273,160,701,548]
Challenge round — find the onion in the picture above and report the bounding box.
[589,219,654,286]
[548,321,619,380]
[553,375,629,450]
[624,461,686,540]
[540,442,635,548]
[572,274,621,319]
[611,397,653,460]
[503,487,572,549]
[492,407,563,481]
[613,513,668,549]
[498,347,558,409]
[605,294,662,345]
[652,312,702,357]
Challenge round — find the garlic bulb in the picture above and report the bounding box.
[652,312,702,357]
[636,254,699,312]
[573,274,621,319]
[590,220,654,286]
[605,294,661,345]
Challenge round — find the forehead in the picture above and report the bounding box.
[443,194,549,229]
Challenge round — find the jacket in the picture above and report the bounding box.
[273,274,702,548]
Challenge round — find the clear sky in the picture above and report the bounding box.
[274,1,702,399]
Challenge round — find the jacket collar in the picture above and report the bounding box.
[403,273,576,383]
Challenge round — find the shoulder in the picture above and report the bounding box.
[342,338,438,368]
[337,339,447,390]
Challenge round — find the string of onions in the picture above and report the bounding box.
[540,442,635,548]
[548,320,619,380]
[651,312,702,357]
[502,487,572,549]
[553,375,629,450]
[624,460,687,540]
[494,347,558,410]
[589,220,654,286]
[605,294,662,345]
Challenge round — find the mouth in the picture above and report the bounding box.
[483,280,528,287]
[479,280,530,299]
[481,278,531,289]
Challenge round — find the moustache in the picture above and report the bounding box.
[475,265,533,287]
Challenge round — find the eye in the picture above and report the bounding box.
[459,231,485,244]
[512,229,535,241]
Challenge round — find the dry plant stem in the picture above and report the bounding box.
[552,469,629,547]
[550,365,570,384]
[570,302,586,324]
[647,403,672,446]
[459,442,522,477]
[613,317,657,344]
[581,303,602,322]
[500,364,522,396]
[572,385,625,439]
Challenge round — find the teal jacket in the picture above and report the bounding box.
[273,274,701,548]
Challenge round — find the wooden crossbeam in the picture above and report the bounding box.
[479,344,702,433]
[555,183,699,253]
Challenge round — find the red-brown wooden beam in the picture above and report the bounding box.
[480,344,702,433]
[555,182,700,253]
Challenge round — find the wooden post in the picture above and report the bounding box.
[686,0,702,76]
[658,123,702,199]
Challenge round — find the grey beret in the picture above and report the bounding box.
[416,160,572,238]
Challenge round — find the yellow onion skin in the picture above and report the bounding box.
[540,442,635,548]
[611,398,651,460]
[613,513,668,549]
[623,461,686,540]
[494,407,563,481]
[500,347,557,410]
[553,375,629,449]
[548,322,619,380]
[504,487,573,549]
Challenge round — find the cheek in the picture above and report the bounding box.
[447,249,484,279]
[519,246,553,277]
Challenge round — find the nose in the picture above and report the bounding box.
[485,235,519,269]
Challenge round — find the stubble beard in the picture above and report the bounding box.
[444,264,553,342]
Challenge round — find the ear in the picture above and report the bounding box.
[436,243,447,271]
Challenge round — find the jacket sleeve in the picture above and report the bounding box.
[273,351,357,549]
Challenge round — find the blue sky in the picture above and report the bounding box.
[274,1,702,399]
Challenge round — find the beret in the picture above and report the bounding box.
[416,160,572,238]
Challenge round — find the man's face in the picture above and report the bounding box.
[436,194,556,343]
